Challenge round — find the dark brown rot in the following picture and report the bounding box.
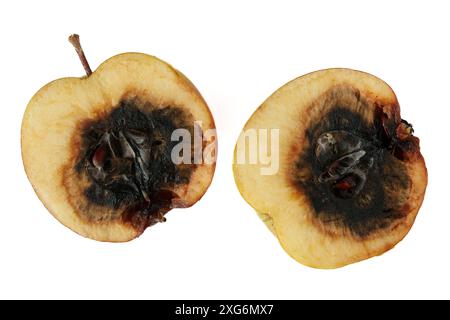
[76,100,195,230]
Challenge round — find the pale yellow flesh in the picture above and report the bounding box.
[22,53,216,242]
[233,69,427,268]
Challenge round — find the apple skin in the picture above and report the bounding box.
[22,53,216,242]
[233,68,427,269]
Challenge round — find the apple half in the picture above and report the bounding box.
[233,69,427,268]
[22,35,216,242]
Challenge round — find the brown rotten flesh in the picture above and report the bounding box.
[22,52,216,242]
[233,69,427,268]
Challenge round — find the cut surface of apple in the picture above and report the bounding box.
[22,36,216,242]
[233,69,427,268]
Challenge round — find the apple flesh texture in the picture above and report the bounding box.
[233,69,427,269]
[22,53,216,242]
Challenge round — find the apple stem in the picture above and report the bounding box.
[68,34,92,76]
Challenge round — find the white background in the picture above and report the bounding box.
[0,0,449,299]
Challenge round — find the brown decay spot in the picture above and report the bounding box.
[63,98,197,231]
[291,86,420,239]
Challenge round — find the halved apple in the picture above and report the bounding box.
[22,35,216,242]
[233,69,427,268]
